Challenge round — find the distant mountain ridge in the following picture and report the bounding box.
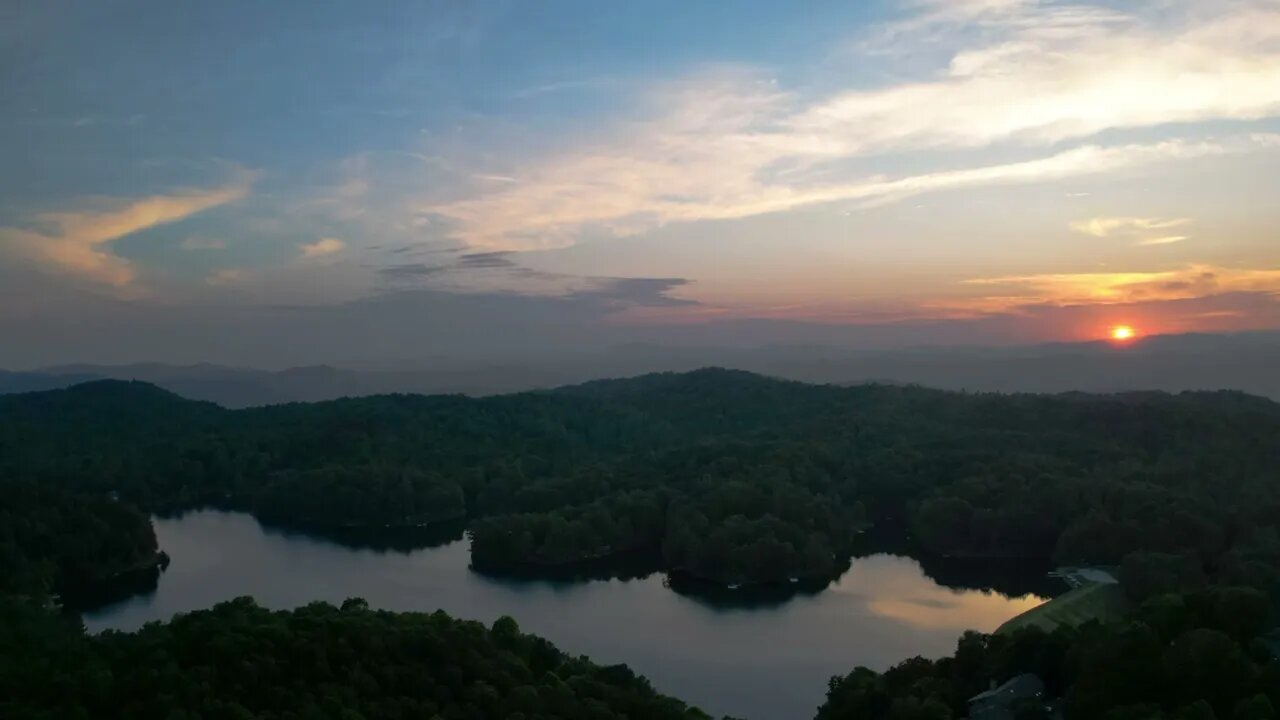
[4,330,1279,407]
[0,370,103,395]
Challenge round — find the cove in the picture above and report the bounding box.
[84,510,1050,720]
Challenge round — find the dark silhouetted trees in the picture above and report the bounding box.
[0,597,717,720]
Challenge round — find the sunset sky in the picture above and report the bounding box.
[3,0,1279,366]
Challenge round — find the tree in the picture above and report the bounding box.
[1163,629,1254,714]
[1234,695,1276,720]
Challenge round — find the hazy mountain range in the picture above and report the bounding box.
[3,331,1277,408]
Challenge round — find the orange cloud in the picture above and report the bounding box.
[0,175,254,289]
[959,264,1280,313]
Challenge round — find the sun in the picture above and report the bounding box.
[1110,325,1136,341]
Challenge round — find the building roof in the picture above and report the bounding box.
[969,674,1045,704]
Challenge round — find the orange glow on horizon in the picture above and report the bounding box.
[1110,325,1136,341]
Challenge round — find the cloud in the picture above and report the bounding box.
[12,269,1276,368]
[0,176,253,288]
[299,237,346,259]
[427,133,1226,250]
[456,251,518,269]
[377,263,448,280]
[181,236,227,251]
[567,277,696,308]
[853,0,1279,151]
[1070,216,1195,247]
[832,142,1222,209]
[1070,217,1193,238]
[5,250,1278,368]
[376,250,522,285]
[376,249,530,286]
[373,246,693,310]
[903,0,1032,19]
[1137,236,1189,247]
[419,0,1280,251]
[960,264,1280,312]
[511,77,619,99]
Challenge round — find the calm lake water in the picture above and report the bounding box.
[84,510,1049,720]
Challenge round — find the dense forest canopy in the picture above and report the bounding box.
[0,597,719,720]
[0,484,160,598]
[5,370,1280,718]
[3,369,1280,587]
[817,585,1280,720]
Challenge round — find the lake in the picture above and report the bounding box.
[84,510,1050,720]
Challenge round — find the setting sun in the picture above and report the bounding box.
[1110,325,1136,341]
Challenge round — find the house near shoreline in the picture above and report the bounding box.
[968,673,1047,720]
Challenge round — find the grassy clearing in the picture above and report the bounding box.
[996,581,1128,635]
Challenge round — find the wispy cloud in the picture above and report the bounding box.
[377,263,448,280]
[511,77,619,99]
[1137,235,1189,247]
[960,264,1280,312]
[456,251,518,269]
[427,132,1226,251]
[0,175,254,289]
[420,0,1280,251]
[1070,217,1193,238]
[1070,216,1194,247]
[473,174,520,184]
[373,245,694,310]
[299,237,346,259]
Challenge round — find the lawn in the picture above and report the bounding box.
[996,581,1128,635]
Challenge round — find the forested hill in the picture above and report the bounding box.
[0,484,162,598]
[0,597,717,720]
[4,369,1280,588]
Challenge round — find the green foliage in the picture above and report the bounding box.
[4,370,1280,587]
[471,490,667,567]
[818,586,1280,720]
[252,465,466,528]
[6,371,1280,717]
[1121,551,1209,604]
[0,484,158,596]
[0,597,714,720]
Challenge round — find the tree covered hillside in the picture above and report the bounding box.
[817,585,1280,720]
[0,484,160,598]
[3,369,1280,588]
[0,597,718,720]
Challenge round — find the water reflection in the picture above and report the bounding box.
[856,522,1061,599]
[259,518,466,552]
[472,553,843,609]
[664,568,841,608]
[60,558,166,612]
[84,510,1049,720]
[833,557,1049,631]
[470,547,664,585]
[912,552,1060,599]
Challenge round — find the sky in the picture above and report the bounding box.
[3,0,1280,368]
